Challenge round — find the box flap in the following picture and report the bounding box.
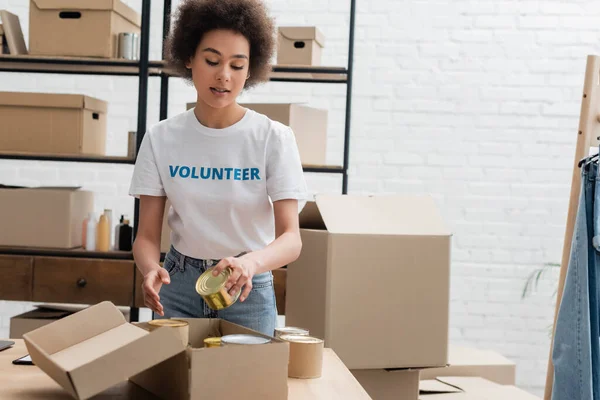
[448,345,515,367]
[24,337,78,398]
[0,92,107,113]
[420,379,464,394]
[13,308,71,320]
[279,26,325,47]
[436,377,502,392]
[31,0,141,26]
[307,194,451,235]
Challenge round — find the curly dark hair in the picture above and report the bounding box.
[165,0,276,88]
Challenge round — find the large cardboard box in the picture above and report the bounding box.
[0,92,108,156]
[419,345,517,385]
[131,318,289,400]
[277,27,325,66]
[23,301,186,400]
[285,194,452,369]
[186,102,327,166]
[0,186,93,248]
[420,377,540,399]
[352,369,420,400]
[29,0,141,58]
[10,303,130,339]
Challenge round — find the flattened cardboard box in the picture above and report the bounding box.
[131,318,289,400]
[420,376,540,399]
[0,186,93,248]
[29,0,141,58]
[419,345,516,385]
[23,301,186,400]
[286,194,452,369]
[10,303,130,339]
[278,26,325,66]
[0,92,108,156]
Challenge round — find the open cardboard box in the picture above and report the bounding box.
[22,301,186,400]
[131,318,290,400]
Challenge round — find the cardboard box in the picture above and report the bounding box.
[131,318,290,400]
[186,102,327,166]
[10,303,131,339]
[420,377,540,399]
[352,369,419,400]
[0,186,93,248]
[285,194,452,369]
[0,10,28,55]
[23,301,186,400]
[277,27,325,66]
[29,0,141,58]
[0,92,107,156]
[419,345,517,385]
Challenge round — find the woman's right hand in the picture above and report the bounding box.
[142,267,170,316]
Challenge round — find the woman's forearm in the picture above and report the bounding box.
[133,236,163,276]
[240,231,302,275]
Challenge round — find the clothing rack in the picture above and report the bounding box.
[544,54,600,400]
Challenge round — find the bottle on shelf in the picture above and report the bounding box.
[104,209,113,249]
[85,212,97,251]
[82,214,89,249]
[119,218,133,251]
[115,214,125,250]
[97,213,110,252]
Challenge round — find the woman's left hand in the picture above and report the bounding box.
[212,256,259,302]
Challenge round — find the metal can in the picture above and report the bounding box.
[221,334,271,346]
[148,319,189,347]
[275,326,309,339]
[195,267,240,310]
[118,32,139,60]
[203,337,222,348]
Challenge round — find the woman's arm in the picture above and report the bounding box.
[132,195,167,276]
[213,198,302,302]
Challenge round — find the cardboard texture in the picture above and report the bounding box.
[0,92,108,156]
[352,369,420,400]
[285,194,452,369]
[0,10,28,54]
[10,303,130,339]
[131,319,290,400]
[29,0,141,58]
[419,377,541,399]
[278,27,325,66]
[22,301,186,400]
[419,345,516,385]
[0,186,93,248]
[186,102,328,166]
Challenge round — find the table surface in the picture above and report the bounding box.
[0,339,371,400]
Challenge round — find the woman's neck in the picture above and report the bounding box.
[193,100,246,129]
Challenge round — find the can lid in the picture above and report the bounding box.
[279,334,323,344]
[276,327,309,335]
[196,268,230,295]
[148,319,188,328]
[221,334,271,345]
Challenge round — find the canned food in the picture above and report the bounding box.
[204,337,222,348]
[118,32,139,60]
[148,319,189,347]
[195,267,240,310]
[221,334,271,346]
[275,327,309,338]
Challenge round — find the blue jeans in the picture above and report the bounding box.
[155,246,277,336]
[552,163,600,400]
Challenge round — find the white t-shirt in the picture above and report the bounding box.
[129,108,308,259]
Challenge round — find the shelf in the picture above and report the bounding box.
[0,55,162,76]
[0,246,134,260]
[153,60,348,83]
[0,152,135,164]
[303,164,345,173]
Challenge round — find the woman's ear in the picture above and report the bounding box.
[185,57,193,69]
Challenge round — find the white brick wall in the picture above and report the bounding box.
[2,0,595,396]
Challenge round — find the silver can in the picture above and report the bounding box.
[118,32,139,60]
[221,334,271,346]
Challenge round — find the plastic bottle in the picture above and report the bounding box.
[114,214,124,250]
[119,219,133,251]
[104,209,113,249]
[82,214,89,249]
[97,213,110,252]
[85,212,97,251]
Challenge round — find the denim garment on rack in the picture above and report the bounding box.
[552,162,600,400]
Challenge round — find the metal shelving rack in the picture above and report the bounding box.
[0,0,356,319]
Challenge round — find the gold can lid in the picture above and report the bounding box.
[148,319,188,328]
[204,337,222,345]
[196,267,230,295]
[279,334,323,344]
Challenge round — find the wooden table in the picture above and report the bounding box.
[0,340,371,399]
